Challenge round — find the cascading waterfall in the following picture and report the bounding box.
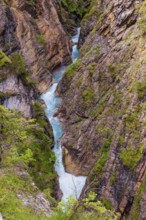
[41,28,86,200]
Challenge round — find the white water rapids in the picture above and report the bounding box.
[41,28,86,200]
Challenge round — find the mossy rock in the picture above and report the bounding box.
[0,51,11,68]
[120,145,144,170]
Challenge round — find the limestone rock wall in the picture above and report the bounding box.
[57,0,146,219]
[0,0,71,118]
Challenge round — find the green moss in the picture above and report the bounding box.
[110,173,116,184]
[90,99,105,117]
[64,59,82,82]
[9,52,27,75]
[124,110,140,131]
[108,63,125,79]
[88,62,97,78]
[87,45,100,58]
[113,92,122,105]
[91,152,109,181]
[77,77,82,88]
[0,51,11,68]
[135,81,146,99]
[119,134,125,146]
[36,34,46,45]
[130,178,146,220]
[9,52,36,86]
[96,124,113,138]
[32,102,47,126]
[91,137,112,181]
[120,145,144,170]
[101,198,114,211]
[138,1,146,34]
[82,87,96,106]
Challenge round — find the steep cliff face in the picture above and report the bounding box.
[56,0,90,34]
[57,0,146,219]
[0,0,71,118]
[0,0,72,217]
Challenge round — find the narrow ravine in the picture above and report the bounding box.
[41,28,86,200]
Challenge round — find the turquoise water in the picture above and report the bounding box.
[41,28,86,200]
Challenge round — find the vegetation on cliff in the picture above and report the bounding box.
[0,0,146,219]
[57,0,90,34]
[0,105,56,218]
[57,0,146,219]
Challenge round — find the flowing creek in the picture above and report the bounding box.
[41,28,86,200]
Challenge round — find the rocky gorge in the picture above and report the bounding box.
[57,0,146,219]
[0,0,145,220]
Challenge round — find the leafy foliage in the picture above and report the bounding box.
[48,193,120,220]
[0,51,11,68]
[8,52,36,86]
[0,105,55,190]
[32,101,53,135]
[120,145,144,170]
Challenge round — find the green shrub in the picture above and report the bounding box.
[120,145,144,170]
[32,102,53,137]
[101,198,114,211]
[9,52,35,86]
[0,51,11,68]
[9,52,27,75]
[0,105,55,191]
[48,193,119,220]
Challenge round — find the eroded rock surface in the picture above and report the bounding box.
[0,0,71,118]
[57,0,146,219]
